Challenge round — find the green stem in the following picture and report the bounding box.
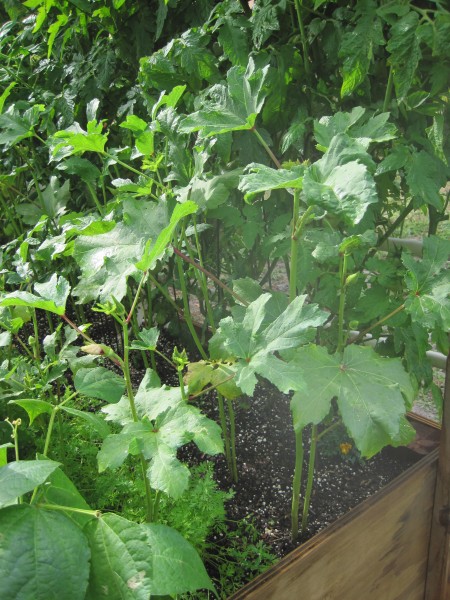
[192,221,217,332]
[383,66,394,113]
[252,129,281,169]
[348,303,405,346]
[43,408,57,457]
[226,398,238,483]
[293,0,311,80]
[178,369,187,401]
[291,428,304,542]
[37,503,100,517]
[172,246,248,307]
[289,190,301,303]
[218,393,232,472]
[31,308,40,360]
[337,253,348,354]
[175,254,208,360]
[147,273,183,317]
[86,182,104,214]
[122,320,154,522]
[301,425,317,535]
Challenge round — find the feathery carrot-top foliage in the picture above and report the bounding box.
[0,0,449,596]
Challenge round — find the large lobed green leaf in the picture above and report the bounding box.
[209,293,328,396]
[290,344,416,457]
[0,274,70,315]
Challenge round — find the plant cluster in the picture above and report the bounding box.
[0,0,449,597]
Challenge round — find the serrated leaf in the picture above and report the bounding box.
[74,367,125,403]
[339,0,384,97]
[0,459,61,507]
[239,163,304,202]
[406,150,447,210]
[387,11,421,101]
[290,345,416,457]
[50,121,108,160]
[9,399,53,425]
[148,444,190,499]
[0,505,90,600]
[130,326,160,351]
[0,274,70,315]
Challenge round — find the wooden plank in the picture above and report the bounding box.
[425,353,450,600]
[230,451,438,600]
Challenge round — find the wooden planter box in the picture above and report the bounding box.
[229,359,450,600]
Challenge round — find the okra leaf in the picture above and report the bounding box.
[210,294,327,395]
[0,459,61,507]
[186,361,241,399]
[74,366,126,403]
[180,58,270,137]
[403,236,450,330]
[148,444,190,499]
[0,505,90,600]
[73,199,169,303]
[405,150,447,210]
[0,273,70,315]
[136,200,197,271]
[290,344,416,457]
[315,108,396,150]
[0,104,44,148]
[130,326,160,351]
[50,121,108,161]
[239,163,305,202]
[303,134,378,225]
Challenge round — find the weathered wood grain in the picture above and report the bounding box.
[425,353,450,600]
[230,450,438,600]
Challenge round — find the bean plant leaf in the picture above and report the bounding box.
[180,58,270,136]
[239,163,305,202]
[84,514,213,599]
[403,236,450,330]
[143,522,214,595]
[290,345,416,457]
[0,274,70,315]
[0,505,90,600]
[74,367,126,403]
[39,468,94,528]
[209,294,327,395]
[0,460,61,506]
[303,134,378,225]
[60,407,111,440]
[9,399,53,425]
